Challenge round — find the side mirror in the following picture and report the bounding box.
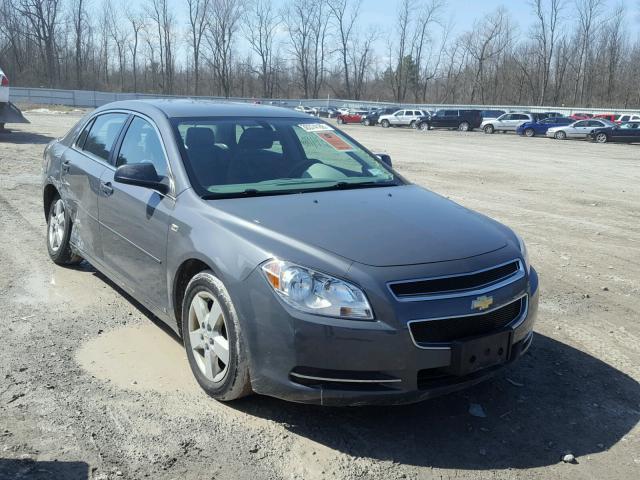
[114,163,169,194]
[376,153,392,168]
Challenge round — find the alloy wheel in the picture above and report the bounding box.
[48,199,66,253]
[188,291,230,383]
[596,133,608,143]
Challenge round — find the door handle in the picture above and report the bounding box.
[100,181,114,196]
[62,160,71,172]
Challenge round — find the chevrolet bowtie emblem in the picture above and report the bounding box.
[472,295,494,311]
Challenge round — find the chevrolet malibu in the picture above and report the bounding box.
[42,100,539,405]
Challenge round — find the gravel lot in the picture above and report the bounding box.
[1,111,638,480]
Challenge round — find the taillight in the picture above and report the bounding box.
[0,74,8,87]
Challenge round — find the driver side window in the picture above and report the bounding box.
[116,117,168,177]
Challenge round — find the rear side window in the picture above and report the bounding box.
[83,113,128,161]
[444,110,457,116]
[116,117,168,177]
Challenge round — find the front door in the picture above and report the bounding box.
[60,112,129,260]
[98,115,174,312]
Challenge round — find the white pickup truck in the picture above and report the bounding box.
[0,66,29,132]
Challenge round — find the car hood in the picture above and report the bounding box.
[208,185,509,267]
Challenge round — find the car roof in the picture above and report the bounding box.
[94,99,310,119]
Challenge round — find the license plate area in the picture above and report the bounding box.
[447,330,512,376]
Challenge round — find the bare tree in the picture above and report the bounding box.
[283,0,329,98]
[16,0,61,86]
[465,8,513,104]
[149,0,175,93]
[126,7,143,92]
[187,0,211,95]
[206,0,243,97]
[530,0,564,105]
[243,0,280,98]
[572,0,604,104]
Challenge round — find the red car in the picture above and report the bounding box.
[593,113,617,122]
[336,111,366,124]
[570,112,593,120]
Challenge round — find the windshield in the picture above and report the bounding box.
[172,117,400,198]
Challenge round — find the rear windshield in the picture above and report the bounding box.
[172,117,399,198]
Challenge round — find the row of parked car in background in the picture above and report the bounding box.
[293,104,640,144]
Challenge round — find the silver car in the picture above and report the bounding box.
[378,109,426,128]
[481,113,534,134]
[42,100,538,406]
[546,119,616,140]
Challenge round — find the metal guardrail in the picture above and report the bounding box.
[9,86,640,115]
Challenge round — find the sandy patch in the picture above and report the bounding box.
[76,323,199,393]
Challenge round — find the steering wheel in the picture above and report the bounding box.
[285,159,322,178]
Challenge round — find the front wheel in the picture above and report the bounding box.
[483,124,495,134]
[364,119,371,126]
[381,119,390,128]
[595,132,608,143]
[337,118,344,124]
[410,120,417,129]
[458,121,470,131]
[419,122,430,131]
[47,196,82,266]
[182,271,252,401]
[525,128,535,137]
[555,131,567,140]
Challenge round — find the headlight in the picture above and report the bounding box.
[515,233,531,273]
[261,259,374,320]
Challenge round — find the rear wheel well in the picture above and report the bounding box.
[173,259,211,336]
[43,184,59,220]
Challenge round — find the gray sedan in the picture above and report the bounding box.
[546,119,616,139]
[42,100,539,405]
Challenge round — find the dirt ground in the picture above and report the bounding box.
[0,110,638,480]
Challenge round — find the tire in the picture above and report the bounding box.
[46,195,82,266]
[595,132,608,143]
[484,124,495,134]
[182,271,252,401]
[364,119,371,126]
[555,130,567,140]
[410,120,417,129]
[458,121,470,132]
[337,117,344,124]
[381,119,390,128]
[525,128,535,137]
[419,122,430,131]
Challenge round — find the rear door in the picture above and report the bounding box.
[98,115,174,311]
[60,112,129,261]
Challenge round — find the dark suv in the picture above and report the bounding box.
[362,107,400,126]
[417,109,482,132]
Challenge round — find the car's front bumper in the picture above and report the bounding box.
[234,264,539,406]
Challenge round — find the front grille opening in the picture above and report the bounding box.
[390,261,520,298]
[410,297,525,345]
[289,367,400,391]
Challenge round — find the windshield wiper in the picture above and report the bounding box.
[321,180,398,191]
[201,180,398,200]
[201,188,262,200]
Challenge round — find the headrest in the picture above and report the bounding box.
[238,128,274,149]
[185,127,216,150]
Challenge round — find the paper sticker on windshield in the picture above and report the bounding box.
[299,123,334,132]
[316,132,353,151]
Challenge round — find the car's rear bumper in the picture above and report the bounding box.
[235,265,539,406]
